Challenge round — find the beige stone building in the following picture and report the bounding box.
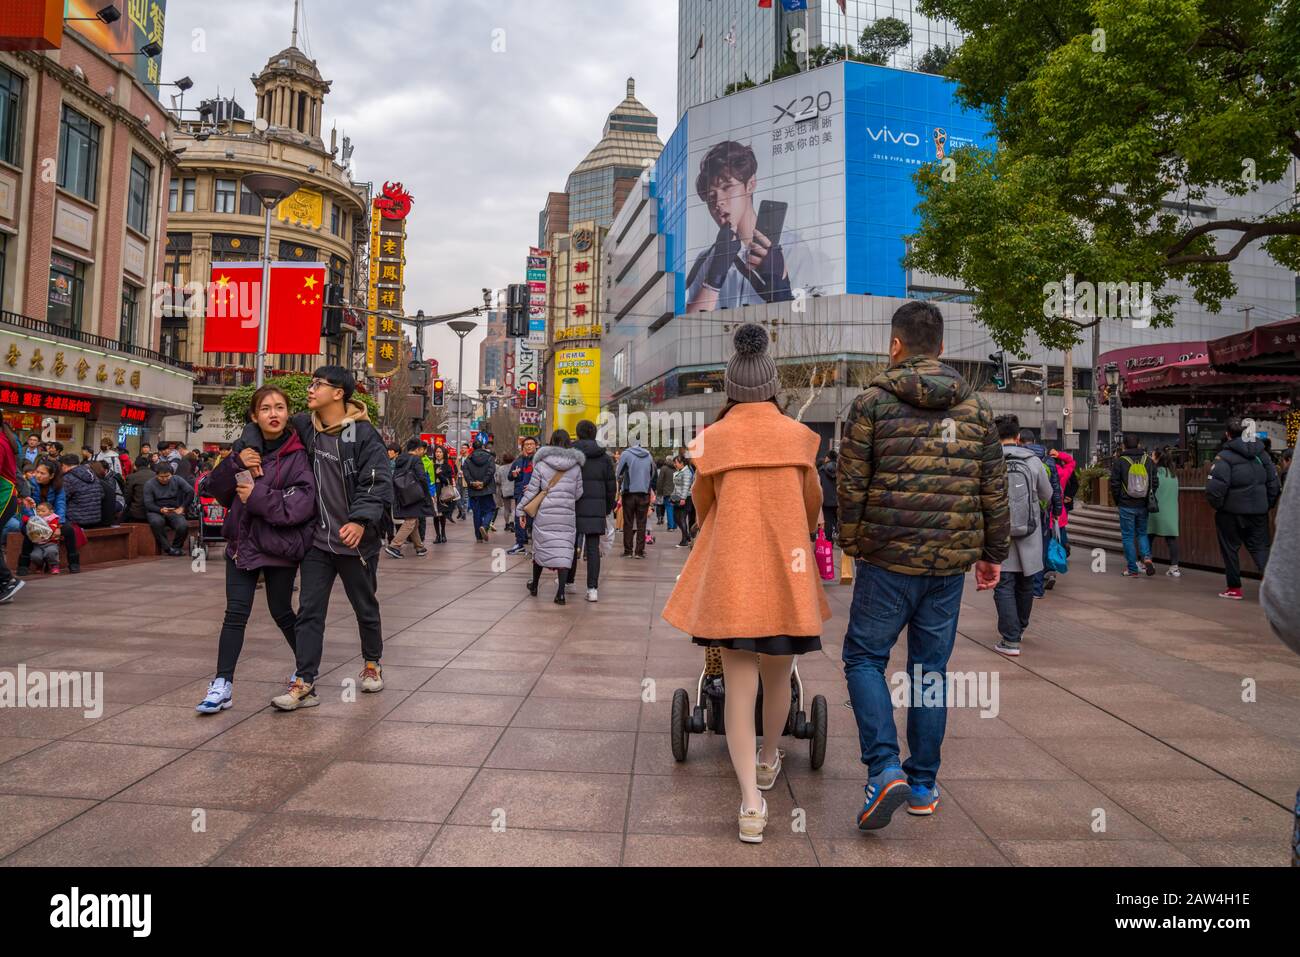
[164,44,370,446]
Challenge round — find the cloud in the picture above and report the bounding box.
[161,0,677,388]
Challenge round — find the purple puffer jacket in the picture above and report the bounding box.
[201,429,316,569]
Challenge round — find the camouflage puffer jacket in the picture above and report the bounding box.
[836,356,1010,575]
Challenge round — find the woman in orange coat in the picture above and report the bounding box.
[662,323,830,843]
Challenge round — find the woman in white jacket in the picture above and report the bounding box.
[672,453,695,547]
[517,430,584,604]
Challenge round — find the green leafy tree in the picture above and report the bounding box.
[222,373,379,436]
[858,16,912,65]
[770,31,802,80]
[724,73,758,95]
[915,42,956,75]
[908,0,1300,353]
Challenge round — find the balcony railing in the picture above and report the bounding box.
[1,310,194,372]
[192,366,296,389]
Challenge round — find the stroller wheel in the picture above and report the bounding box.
[809,695,828,769]
[670,688,690,762]
[690,704,706,735]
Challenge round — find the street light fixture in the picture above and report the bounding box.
[66,4,121,23]
[448,319,478,452]
[242,173,302,386]
[1104,362,1123,454]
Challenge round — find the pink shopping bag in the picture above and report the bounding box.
[815,527,835,581]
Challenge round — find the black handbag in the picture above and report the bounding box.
[393,468,424,508]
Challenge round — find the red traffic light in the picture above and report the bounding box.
[432,379,445,406]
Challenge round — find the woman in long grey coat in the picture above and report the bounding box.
[517,430,585,604]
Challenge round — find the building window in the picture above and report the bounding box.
[127,154,151,234]
[120,283,139,345]
[330,204,340,236]
[182,178,196,211]
[239,181,260,216]
[48,254,85,331]
[215,178,237,213]
[0,233,7,311]
[0,65,23,167]
[297,92,307,132]
[168,179,178,212]
[57,105,101,202]
[170,177,197,213]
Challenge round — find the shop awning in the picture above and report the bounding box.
[1206,316,1300,376]
[1121,355,1298,409]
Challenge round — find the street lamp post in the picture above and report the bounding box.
[241,173,302,386]
[448,318,478,452]
[1104,362,1123,455]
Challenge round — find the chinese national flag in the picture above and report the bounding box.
[266,262,326,355]
[758,0,773,7]
[202,263,262,353]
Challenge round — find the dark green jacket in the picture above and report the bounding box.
[836,356,1010,575]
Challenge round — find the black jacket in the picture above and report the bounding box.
[572,438,617,535]
[655,463,675,497]
[391,452,434,520]
[97,473,119,527]
[1109,447,1158,509]
[282,409,394,558]
[123,466,156,522]
[818,459,838,509]
[460,448,497,497]
[1206,437,1280,515]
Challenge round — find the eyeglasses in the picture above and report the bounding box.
[307,378,340,392]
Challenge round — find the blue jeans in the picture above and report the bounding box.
[842,562,964,789]
[666,501,676,530]
[1118,506,1151,573]
[469,495,494,540]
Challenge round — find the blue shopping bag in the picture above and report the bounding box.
[1046,529,1069,574]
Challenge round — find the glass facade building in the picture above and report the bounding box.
[677,0,961,117]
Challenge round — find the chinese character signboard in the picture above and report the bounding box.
[526,247,549,344]
[367,184,413,377]
[64,0,167,95]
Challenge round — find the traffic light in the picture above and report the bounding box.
[191,401,204,432]
[322,284,343,336]
[988,352,1009,391]
[506,283,529,338]
[432,378,445,406]
[525,380,539,409]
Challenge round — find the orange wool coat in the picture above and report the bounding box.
[661,401,831,639]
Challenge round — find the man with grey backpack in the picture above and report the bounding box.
[993,416,1055,656]
[1109,433,1159,577]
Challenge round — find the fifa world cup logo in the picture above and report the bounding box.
[933,127,947,160]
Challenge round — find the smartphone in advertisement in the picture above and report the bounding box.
[755,199,787,250]
[235,470,254,487]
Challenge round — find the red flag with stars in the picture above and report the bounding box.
[266,262,326,354]
[203,263,263,353]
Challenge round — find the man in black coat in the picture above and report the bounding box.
[569,419,617,602]
[1206,417,1281,599]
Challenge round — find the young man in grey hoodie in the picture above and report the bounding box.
[993,415,1054,657]
[616,442,654,558]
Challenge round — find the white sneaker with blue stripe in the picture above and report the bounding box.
[195,678,232,714]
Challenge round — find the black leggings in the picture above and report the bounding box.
[215,558,298,681]
[567,532,602,589]
[677,500,694,545]
[532,560,566,595]
[433,513,447,539]
[1157,535,1179,565]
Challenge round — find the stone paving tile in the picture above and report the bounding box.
[64,704,251,749]
[622,832,819,866]
[115,751,326,812]
[510,696,641,732]
[356,722,504,767]
[0,736,51,765]
[420,826,623,867]
[812,836,1009,866]
[0,794,97,859]
[212,815,438,866]
[940,779,1165,842]
[448,769,630,832]
[0,740,185,799]
[422,668,539,696]
[385,691,524,726]
[995,840,1197,867]
[1091,780,1291,842]
[280,760,476,823]
[3,802,258,867]
[196,713,372,758]
[485,728,637,773]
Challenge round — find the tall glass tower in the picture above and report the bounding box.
[676,0,961,117]
[563,79,663,229]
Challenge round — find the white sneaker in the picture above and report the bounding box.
[195,678,232,714]
[738,797,768,844]
[586,588,598,602]
[756,747,785,791]
[1166,566,1181,578]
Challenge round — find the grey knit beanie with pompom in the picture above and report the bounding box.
[725,322,778,402]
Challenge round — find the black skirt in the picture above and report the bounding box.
[691,635,822,656]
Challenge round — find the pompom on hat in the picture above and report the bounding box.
[725,322,778,402]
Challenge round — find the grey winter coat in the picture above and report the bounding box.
[1000,444,1054,575]
[518,445,585,569]
[1262,466,1300,656]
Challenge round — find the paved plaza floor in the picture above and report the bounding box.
[0,521,1295,866]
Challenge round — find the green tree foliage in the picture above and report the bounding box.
[724,73,758,95]
[858,16,912,65]
[915,42,956,75]
[222,373,379,433]
[908,0,1300,353]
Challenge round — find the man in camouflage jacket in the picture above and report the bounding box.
[835,300,1010,833]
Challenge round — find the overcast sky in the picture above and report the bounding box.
[160,0,678,389]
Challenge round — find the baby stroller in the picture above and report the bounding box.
[671,647,828,769]
[188,472,225,561]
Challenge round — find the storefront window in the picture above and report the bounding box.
[0,65,23,168]
[215,178,237,213]
[120,283,139,346]
[128,153,151,234]
[47,254,84,331]
[57,105,100,202]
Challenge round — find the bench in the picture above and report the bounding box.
[2,521,203,569]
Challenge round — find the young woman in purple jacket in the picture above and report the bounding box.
[195,385,317,713]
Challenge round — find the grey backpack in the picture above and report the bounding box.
[1006,455,1039,539]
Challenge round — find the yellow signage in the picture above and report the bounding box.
[276,188,324,229]
[553,347,600,434]
[556,324,601,342]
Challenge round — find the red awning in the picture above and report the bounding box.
[1207,316,1300,376]
[1121,355,1298,408]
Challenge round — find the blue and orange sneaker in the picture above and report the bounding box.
[857,766,909,831]
[907,783,940,816]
